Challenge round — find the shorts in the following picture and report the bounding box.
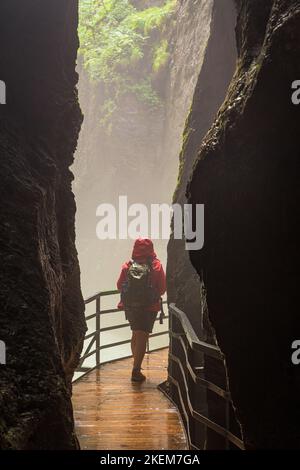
[125,308,157,333]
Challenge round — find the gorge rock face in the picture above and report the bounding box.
[167,0,237,336]
[0,0,86,449]
[166,0,237,449]
[187,0,300,448]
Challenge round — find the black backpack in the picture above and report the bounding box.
[121,259,158,309]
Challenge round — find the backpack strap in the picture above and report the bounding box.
[147,256,154,268]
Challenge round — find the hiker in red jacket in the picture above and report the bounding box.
[117,238,166,382]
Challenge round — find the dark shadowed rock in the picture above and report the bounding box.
[166,0,237,449]
[167,0,237,336]
[0,0,86,449]
[187,0,300,449]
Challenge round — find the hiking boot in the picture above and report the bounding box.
[131,368,146,382]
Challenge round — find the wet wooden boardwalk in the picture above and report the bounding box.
[72,349,187,450]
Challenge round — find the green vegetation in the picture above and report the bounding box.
[78,0,177,128]
[153,39,170,72]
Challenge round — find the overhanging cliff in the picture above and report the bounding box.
[166,0,238,449]
[0,0,86,449]
[167,0,237,337]
[188,0,300,448]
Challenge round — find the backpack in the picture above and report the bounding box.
[121,259,158,309]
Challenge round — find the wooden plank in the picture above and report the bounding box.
[73,348,187,450]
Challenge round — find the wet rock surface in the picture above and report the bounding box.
[188,0,300,448]
[166,0,237,449]
[167,0,237,337]
[0,0,86,449]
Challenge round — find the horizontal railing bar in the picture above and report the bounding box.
[85,291,169,305]
[100,339,131,350]
[170,349,230,400]
[85,290,120,304]
[85,308,169,321]
[83,331,169,353]
[85,331,97,340]
[90,304,168,316]
[166,374,199,450]
[85,313,96,321]
[171,338,198,383]
[172,332,201,371]
[148,331,169,339]
[98,322,168,335]
[171,332,230,399]
[83,322,169,339]
[86,311,169,321]
[168,372,244,449]
[99,323,130,333]
[196,375,228,398]
[85,289,168,304]
[169,353,244,449]
[73,364,100,383]
[169,303,222,359]
[85,305,168,320]
[192,407,244,449]
[99,308,122,315]
[85,309,123,320]
[80,348,97,361]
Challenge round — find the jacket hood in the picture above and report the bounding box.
[131,238,156,261]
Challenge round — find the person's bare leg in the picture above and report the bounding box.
[133,330,149,370]
[131,331,137,356]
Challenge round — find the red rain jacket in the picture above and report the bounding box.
[117,238,166,312]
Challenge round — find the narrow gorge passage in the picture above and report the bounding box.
[0,0,299,458]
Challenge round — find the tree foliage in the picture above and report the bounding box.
[78,0,176,127]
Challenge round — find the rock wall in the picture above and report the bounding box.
[158,0,216,201]
[167,0,237,337]
[187,0,300,448]
[166,0,237,449]
[0,0,86,449]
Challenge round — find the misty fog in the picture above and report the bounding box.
[71,0,214,365]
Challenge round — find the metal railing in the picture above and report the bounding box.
[168,303,244,450]
[74,290,169,382]
[73,292,244,450]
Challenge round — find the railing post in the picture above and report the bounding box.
[96,296,101,367]
[186,337,196,449]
